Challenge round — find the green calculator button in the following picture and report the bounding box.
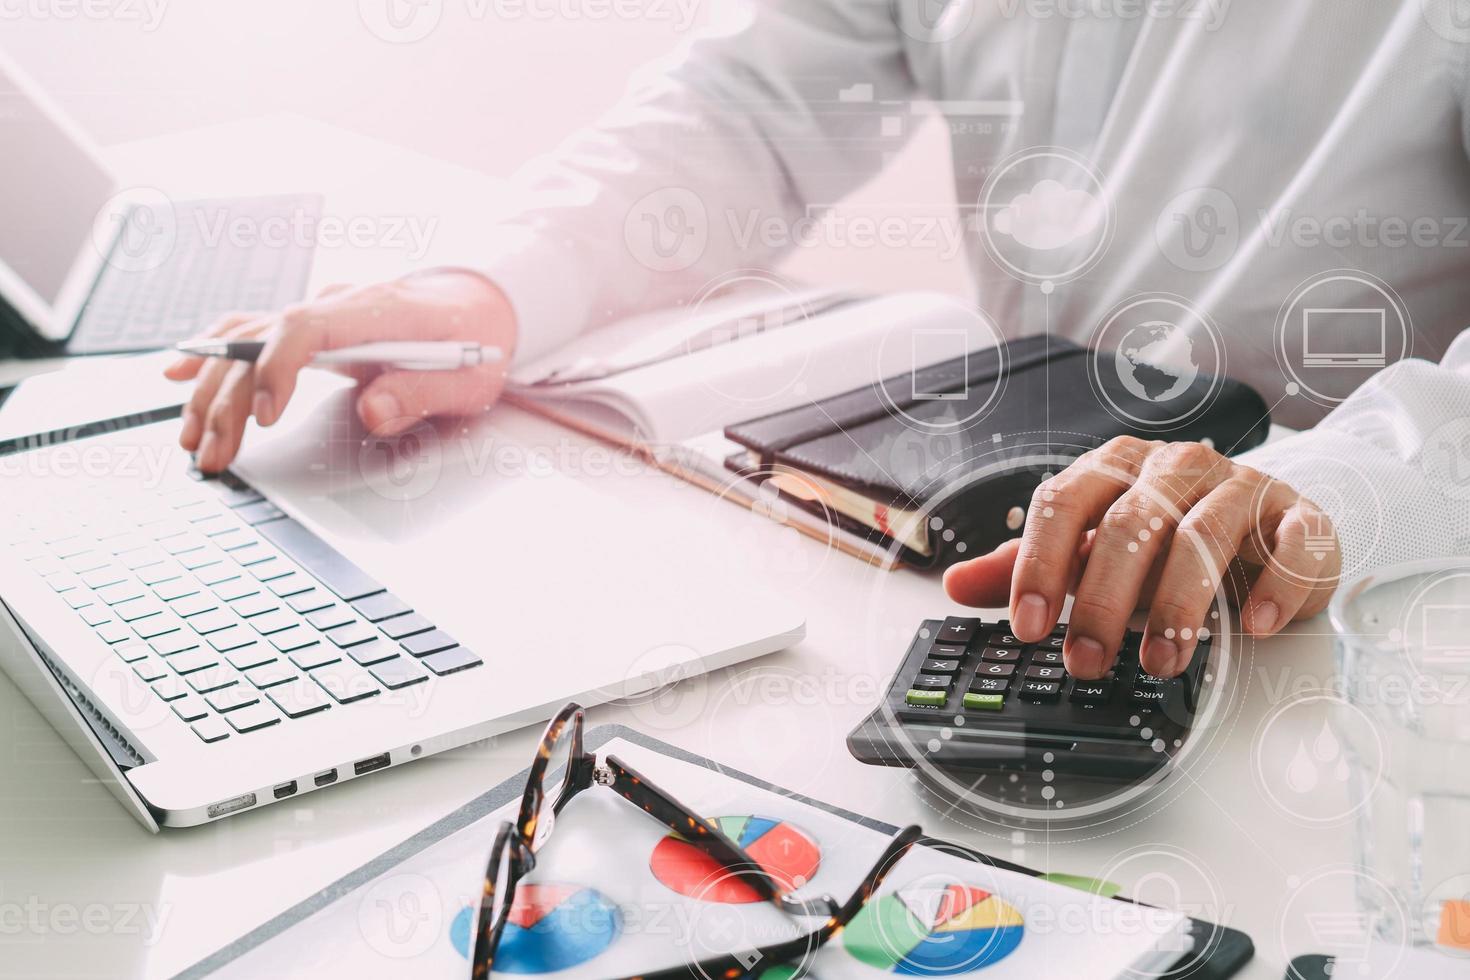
[963,692,1005,712]
[905,689,948,708]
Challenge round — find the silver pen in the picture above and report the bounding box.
[174,339,505,372]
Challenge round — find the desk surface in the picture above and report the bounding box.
[0,116,1356,980]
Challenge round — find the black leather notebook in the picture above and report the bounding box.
[724,335,1271,568]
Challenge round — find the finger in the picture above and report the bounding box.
[1140,475,1258,677]
[944,538,1024,608]
[1242,499,1338,634]
[356,364,507,436]
[252,283,439,428]
[179,356,236,451]
[163,312,261,381]
[1009,437,1153,642]
[315,282,354,299]
[1065,444,1232,678]
[196,362,257,473]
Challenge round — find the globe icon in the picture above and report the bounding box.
[1114,321,1200,402]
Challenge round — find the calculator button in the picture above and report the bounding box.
[1032,649,1064,665]
[1020,679,1061,700]
[931,644,966,660]
[975,662,1016,678]
[921,659,961,674]
[962,693,1005,712]
[1070,679,1114,704]
[911,674,953,690]
[980,646,1021,663]
[989,632,1024,647]
[1130,685,1167,706]
[905,689,948,708]
[1039,635,1065,651]
[970,676,1011,693]
[1024,665,1066,681]
[937,618,979,645]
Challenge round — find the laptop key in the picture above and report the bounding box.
[94,580,144,605]
[422,647,482,676]
[95,622,132,645]
[188,609,236,635]
[380,612,434,640]
[132,656,169,683]
[213,578,260,602]
[191,717,231,743]
[266,573,314,599]
[305,605,355,631]
[150,631,201,657]
[152,677,190,701]
[286,589,334,615]
[235,500,285,526]
[186,665,239,694]
[225,702,280,733]
[206,686,261,713]
[133,614,183,641]
[269,626,318,653]
[255,517,384,602]
[171,695,210,722]
[244,661,298,689]
[266,678,333,718]
[326,621,376,648]
[248,609,298,636]
[114,643,151,664]
[369,656,428,690]
[345,638,399,667]
[206,625,257,653]
[225,645,277,671]
[352,592,412,623]
[401,630,457,658]
[196,564,243,587]
[289,645,340,671]
[82,566,130,590]
[231,593,279,618]
[136,560,185,585]
[114,597,165,623]
[172,592,220,618]
[311,660,381,703]
[169,649,221,675]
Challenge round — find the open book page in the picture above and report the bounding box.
[509,291,1001,446]
[208,736,1189,979]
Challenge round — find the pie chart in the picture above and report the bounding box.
[649,815,822,904]
[843,883,1024,975]
[448,882,621,974]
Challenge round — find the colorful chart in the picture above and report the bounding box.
[449,883,621,974]
[649,815,822,904]
[843,883,1024,975]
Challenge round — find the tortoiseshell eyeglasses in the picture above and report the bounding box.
[469,702,922,979]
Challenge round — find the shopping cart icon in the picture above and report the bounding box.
[1306,911,1376,967]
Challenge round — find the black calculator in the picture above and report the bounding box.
[847,616,1210,783]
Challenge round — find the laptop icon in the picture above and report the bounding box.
[1301,307,1387,368]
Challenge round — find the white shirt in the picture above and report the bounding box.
[482,0,1470,583]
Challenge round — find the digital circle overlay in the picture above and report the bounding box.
[449,883,621,974]
[978,147,1113,287]
[843,882,1024,975]
[650,815,821,904]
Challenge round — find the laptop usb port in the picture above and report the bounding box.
[207,792,257,819]
[353,753,391,776]
[314,769,338,787]
[273,780,298,800]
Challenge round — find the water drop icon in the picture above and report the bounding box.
[1286,741,1319,793]
[1312,721,1340,764]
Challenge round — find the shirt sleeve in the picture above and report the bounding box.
[1233,330,1470,584]
[476,0,919,364]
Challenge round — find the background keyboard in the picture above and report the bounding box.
[68,194,320,355]
[4,465,482,746]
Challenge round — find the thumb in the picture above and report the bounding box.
[357,364,507,436]
[942,537,1023,608]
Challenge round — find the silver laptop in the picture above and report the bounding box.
[0,364,805,830]
[0,49,316,356]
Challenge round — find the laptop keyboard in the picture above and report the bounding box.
[69,194,320,355]
[4,465,482,745]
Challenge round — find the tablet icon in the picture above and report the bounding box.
[911,329,970,401]
[1301,308,1387,368]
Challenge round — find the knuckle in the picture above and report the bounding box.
[1150,594,1204,629]
[1098,496,1158,538]
[1069,593,1122,628]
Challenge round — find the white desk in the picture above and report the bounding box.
[0,116,1357,980]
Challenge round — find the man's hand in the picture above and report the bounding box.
[943,437,1341,680]
[164,271,517,473]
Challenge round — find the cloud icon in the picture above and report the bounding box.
[992,178,1103,251]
